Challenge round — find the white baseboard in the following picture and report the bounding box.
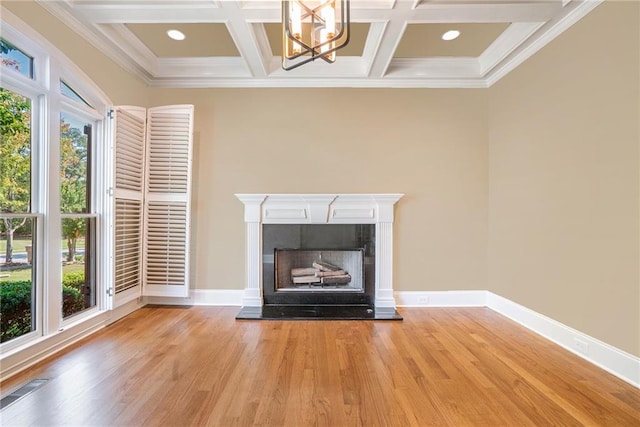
[486,291,640,388]
[143,289,244,306]
[395,290,487,307]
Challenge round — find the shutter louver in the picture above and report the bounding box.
[147,112,190,194]
[115,109,145,192]
[145,201,187,286]
[114,199,142,293]
[142,105,193,297]
[113,106,146,303]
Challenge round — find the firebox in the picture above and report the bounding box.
[275,249,364,291]
[263,224,375,306]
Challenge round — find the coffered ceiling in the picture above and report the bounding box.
[36,0,602,88]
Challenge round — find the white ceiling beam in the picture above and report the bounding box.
[478,22,545,76]
[144,75,488,89]
[406,2,563,23]
[361,21,388,76]
[50,1,562,24]
[364,1,414,77]
[97,23,159,74]
[267,56,367,78]
[155,57,252,78]
[68,9,227,24]
[220,2,270,77]
[386,58,480,79]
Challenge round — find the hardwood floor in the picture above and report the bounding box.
[1,306,639,426]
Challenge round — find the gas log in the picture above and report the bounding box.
[290,260,352,285]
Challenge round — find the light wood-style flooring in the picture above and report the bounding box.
[1,306,639,426]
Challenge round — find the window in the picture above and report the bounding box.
[0,87,36,343]
[1,13,111,349]
[60,112,95,318]
[60,81,91,107]
[0,38,33,78]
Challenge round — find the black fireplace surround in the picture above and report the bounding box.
[264,223,374,306]
[236,223,401,320]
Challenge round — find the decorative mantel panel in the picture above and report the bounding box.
[235,194,403,311]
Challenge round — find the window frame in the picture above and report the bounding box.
[59,109,98,321]
[0,83,43,351]
[1,10,113,350]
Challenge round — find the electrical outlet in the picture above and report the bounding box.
[418,296,429,305]
[574,338,589,355]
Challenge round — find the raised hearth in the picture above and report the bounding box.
[236,305,402,320]
[235,194,403,320]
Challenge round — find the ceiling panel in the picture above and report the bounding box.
[394,23,510,58]
[125,23,240,57]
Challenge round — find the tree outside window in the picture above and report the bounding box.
[60,113,94,318]
[60,118,88,262]
[0,87,34,343]
[0,88,31,264]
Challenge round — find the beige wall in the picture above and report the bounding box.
[488,1,640,356]
[3,1,148,106]
[148,88,489,293]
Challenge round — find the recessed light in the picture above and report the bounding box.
[442,30,460,41]
[167,29,185,41]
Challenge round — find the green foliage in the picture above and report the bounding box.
[61,271,85,318]
[0,88,31,214]
[0,39,14,55]
[62,285,84,318]
[60,119,89,261]
[0,280,32,343]
[0,275,86,343]
[1,88,31,263]
[60,120,87,213]
[62,271,85,290]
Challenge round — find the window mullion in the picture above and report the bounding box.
[43,96,62,336]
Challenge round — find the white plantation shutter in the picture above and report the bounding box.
[112,105,193,303]
[115,109,146,192]
[142,105,194,297]
[147,111,191,194]
[113,106,146,305]
[145,202,187,286]
[115,199,142,293]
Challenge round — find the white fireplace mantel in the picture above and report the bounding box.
[235,193,403,310]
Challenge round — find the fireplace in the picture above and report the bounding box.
[235,194,403,319]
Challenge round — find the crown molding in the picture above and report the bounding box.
[485,0,604,87]
[37,1,153,85]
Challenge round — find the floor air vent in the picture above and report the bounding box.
[0,378,48,410]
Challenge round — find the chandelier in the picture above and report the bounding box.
[282,0,350,71]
